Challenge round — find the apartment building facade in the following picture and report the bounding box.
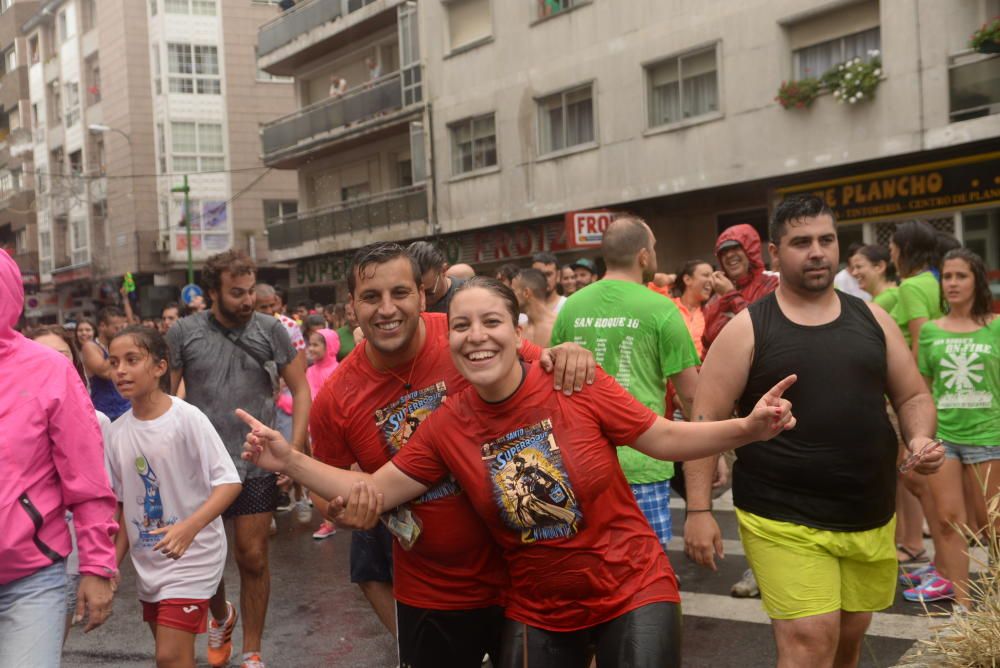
[0,0,40,303]
[23,0,296,322]
[261,0,1000,303]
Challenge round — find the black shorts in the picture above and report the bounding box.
[223,474,279,518]
[497,601,681,668]
[349,523,393,584]
[396,602,504,668]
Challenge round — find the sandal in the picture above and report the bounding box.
[897,544,929,565]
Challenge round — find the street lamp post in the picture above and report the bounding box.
[171,175,193,286]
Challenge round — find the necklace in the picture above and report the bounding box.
[380,357,418,392]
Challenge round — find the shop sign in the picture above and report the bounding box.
[463,220,569,263]
[565,210,614,247]
[293,254,353,288]
[52,264,93,286]
[777,152,1000,223]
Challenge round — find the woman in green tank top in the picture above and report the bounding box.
[849,244,898,312]
[911,249,1000,610]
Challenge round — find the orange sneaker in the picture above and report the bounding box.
[207,601,238,667]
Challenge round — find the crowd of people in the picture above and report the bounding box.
[0,193,997,668]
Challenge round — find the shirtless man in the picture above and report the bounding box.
[512,268,556,347]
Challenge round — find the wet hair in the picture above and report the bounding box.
[302,313,327,340]
[348,242,423,295]
[202,249,256,293]
[602,215,652,270]
[25,325,87,386]
[514,268,547,301]
[112,325,171,392]
[531,252,558,267]
[162,302,181,316]
[770,194,836,245]
[671,259,713,298]
[407,240,447,274]
[97,305,126,325]
[495,263,520,284]
[891,220,939,277]
[940,248,994,325]
[449,276,520,327]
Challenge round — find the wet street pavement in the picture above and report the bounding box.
[63,509,397,667]
[65,492,936,667]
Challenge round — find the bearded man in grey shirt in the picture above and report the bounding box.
[167,250,310,668]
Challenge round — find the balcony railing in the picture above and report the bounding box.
[258,0,380,59]
[261,72,405,161]
[266,184,427,251]
[949,52,1000,123]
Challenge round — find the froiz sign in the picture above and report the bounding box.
[565,211,614,247]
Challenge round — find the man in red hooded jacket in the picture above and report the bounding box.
[701,224,779,352]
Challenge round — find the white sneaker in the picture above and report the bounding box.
[731,568,760,598]
[295,498,312,523]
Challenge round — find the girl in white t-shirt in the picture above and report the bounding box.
[106,326,241,668]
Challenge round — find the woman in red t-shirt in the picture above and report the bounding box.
[238,278,796,667]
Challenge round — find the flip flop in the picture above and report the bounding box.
[897,544,929,565]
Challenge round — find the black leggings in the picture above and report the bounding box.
[498,601,681,668]
[396,602,504,668]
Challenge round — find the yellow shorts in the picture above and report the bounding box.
[736,509,897,620]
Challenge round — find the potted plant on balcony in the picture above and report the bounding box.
[970,16,1000,54]
[775,77,821,109]
[826,52,882,105]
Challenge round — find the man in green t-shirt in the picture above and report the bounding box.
[551,215,700,550]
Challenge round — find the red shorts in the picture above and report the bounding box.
[141,598,210,634]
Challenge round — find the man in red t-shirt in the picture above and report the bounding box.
[310,242,595,667]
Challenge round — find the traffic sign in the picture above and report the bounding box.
[181,283,203,306]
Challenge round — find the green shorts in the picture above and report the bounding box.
[736,509,897,620]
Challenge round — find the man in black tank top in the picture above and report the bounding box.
[683,195,943,667]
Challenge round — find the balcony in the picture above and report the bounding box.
[11,250,39,276]
[261,72,419,168]
[949,51,1000,123]
[257,0,400,76]
[266,184,427,255]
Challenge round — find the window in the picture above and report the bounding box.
[166,0,216,14]
[167,43,221,94]
[48,81,62,124]
[0,0,12,13]
[171,121,225,172]
[81,0,97,32]
[70,216,89,264]
[57,10,70,43]
[536,0,585,20]
[156,123,167,172]
[28,36,39,64]
[263,200,298,223]
[646,46,719,128]
[86,57,101,105]
[949,54,1000,122]
[341,183,370,202]
[445,0,491,52]
[149,0,158,15]
[2,47,15,74]
[450,114,497,174]
[537,84,594,154]
[793,27,880,79]
[64,81,80,126]
[40,230,52,275]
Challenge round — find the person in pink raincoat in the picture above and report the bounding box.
[305,328,341,540]
[0,251,118,666]
[306,328,341,400]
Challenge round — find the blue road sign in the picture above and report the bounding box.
[181,283,203,306]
